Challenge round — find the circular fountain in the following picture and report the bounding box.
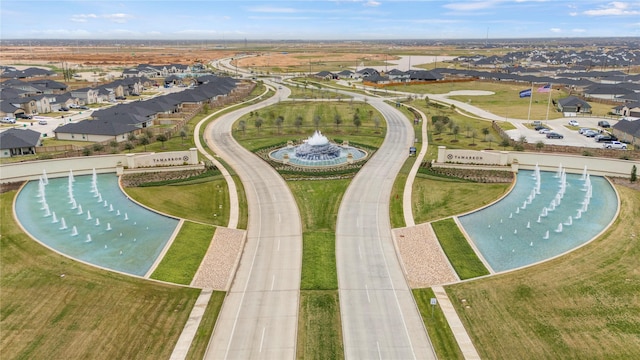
[269,130,367,167]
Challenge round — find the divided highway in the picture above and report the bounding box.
[203,86,302,359]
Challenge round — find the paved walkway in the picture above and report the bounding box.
[432,286,481,359]
[169,289,213,360]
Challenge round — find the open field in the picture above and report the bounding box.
[446,183,640,359]
[0,190,200,360]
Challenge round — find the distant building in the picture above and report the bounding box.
[557,96,592,114]
[0,128,42,158]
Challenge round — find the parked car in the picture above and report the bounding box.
[16,113,33,119]
[583,130,598,137]
[568,120,579,126]
[69,104,79,109]
[603,141,627,150]
[596,134,618,142]
[115,96,126,100]
[78,106,89,110]
[578,127,591,134]
[546,132,564,139]
[534,125,547,131]
[538,128,551,134]
[597,120,611,128]
[59,107,69,111]
[38,119,48,125]
[1,116,16,124]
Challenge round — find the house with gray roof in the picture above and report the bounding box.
[611,119,640,146]
[0,128,42,157]
[557,96,592,114]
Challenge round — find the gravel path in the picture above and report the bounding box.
[191,227,246,290]
[393,223,459,288]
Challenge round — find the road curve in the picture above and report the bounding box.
[203,86,302,359]
[336,97,436,359]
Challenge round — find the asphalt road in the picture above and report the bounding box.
[336,97,436,359]
[203,85,303,360]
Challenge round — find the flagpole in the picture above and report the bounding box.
[545,83,553,124]
[527,82,534,122]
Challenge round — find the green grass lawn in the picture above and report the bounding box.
[413,288,464,360]
[446,184,640,359]
[412,175,510,223]
[150,222,216,285]
[296,290,344,360]
[0,190,200,360]
[123,176,230,226]
[185,291,226,360]
[431,218,490,280]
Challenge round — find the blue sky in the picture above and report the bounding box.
[1,1,640,40]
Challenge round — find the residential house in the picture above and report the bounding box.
[611,119,640,146]
[557,96,592,114]
[584,85,635,102]
[0,128,42,158]
[386,69,410,82]
[314,71,336,80]
[354,68,379,79]
[336,70,354,79]
[70,87,99,105]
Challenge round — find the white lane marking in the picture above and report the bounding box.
[278,213,281,223]
[259,327,266,352]
[365,284,371,303]
[271,275,275,291]
[277,238,281,252]
[358,245,363,259]
[377,341,382,360]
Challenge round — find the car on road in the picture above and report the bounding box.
[38,119,48,125]
[568,120,579,126]
[546,132,564,139]
[603,141,627,150]
[538,128,551,134]
[583,130,598,137]
[16,113,33,119]
[58,107,69,112]
[597,120,611,128]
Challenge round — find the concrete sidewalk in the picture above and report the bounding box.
[432,286,481,360]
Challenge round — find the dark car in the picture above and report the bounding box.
[595,134,617,142]
[59,107,69,111]
[16,113,33,119]
[78,106,89,110]
[115,96,126,100]
[546,132,564,139]
[597,121,611,128]
[534,125,548,131]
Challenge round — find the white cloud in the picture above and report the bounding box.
[443,1,499,11]
[572,28,587,33]
[364,1,381,7]
[550,28,562,33]
[569,12,578,16]
[70,13,132,23]
[583,1,640,16]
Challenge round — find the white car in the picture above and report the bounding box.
[538,128,551,134]
[1,116,16,124]
[568,120,579,126]
[603,141,627,150]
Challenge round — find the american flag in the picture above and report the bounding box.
[537,84,551,93]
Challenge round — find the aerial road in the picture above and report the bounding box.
[336,96,437,359]
[203,85,303,359]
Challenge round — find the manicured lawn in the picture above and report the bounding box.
[412,175,510,222]
[431,218,490,280]
[296,290,344,360]
[123,176,230,226]
[150,222,216,285]
[446,184,640,359]
[0,190,200,360]
[185,291,226,360]
[413,288,464,360]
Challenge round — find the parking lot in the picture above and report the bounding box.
[505,117,620,149]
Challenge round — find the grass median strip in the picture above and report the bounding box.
[150,221,216,285]
[185,291,226,360]
[413,288,464,360]
[431,218,490,279]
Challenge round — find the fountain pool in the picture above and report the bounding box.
[15,172,179,276]
[458,169,618,272]
[269,130,366,166]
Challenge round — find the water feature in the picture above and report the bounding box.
[458,168,618,272]
[269,130,367,166]
[15,172,179,276]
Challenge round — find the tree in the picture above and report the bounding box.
[471,130,478,145]
[82,147,92,156]
[156,134,168,149]
[453,125,460,140]
[536,141,545,152]
[92,143,104,153]
[238,120,246,134]
[373,115,381,129]
[294,115,303,132]
[202,103,210,115]
[632,165,637,183]
[179,130,187,144]
[145,129,154,140]
[124,142,135,153]
[313,114,321,130]
[466,125,472,138]
[434,121,445,135]
[482,127,490,141]
[353,114,362,132]
[519,135,527,144]
[500,137,511,150]
[128,133,137,143]
[424,96,430,106]
[447,120,455,134]
[109,141,119,153]
[139,136,150,151]
[334,113,342,130]
[255,118,263,133]
[275,115,284,134]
